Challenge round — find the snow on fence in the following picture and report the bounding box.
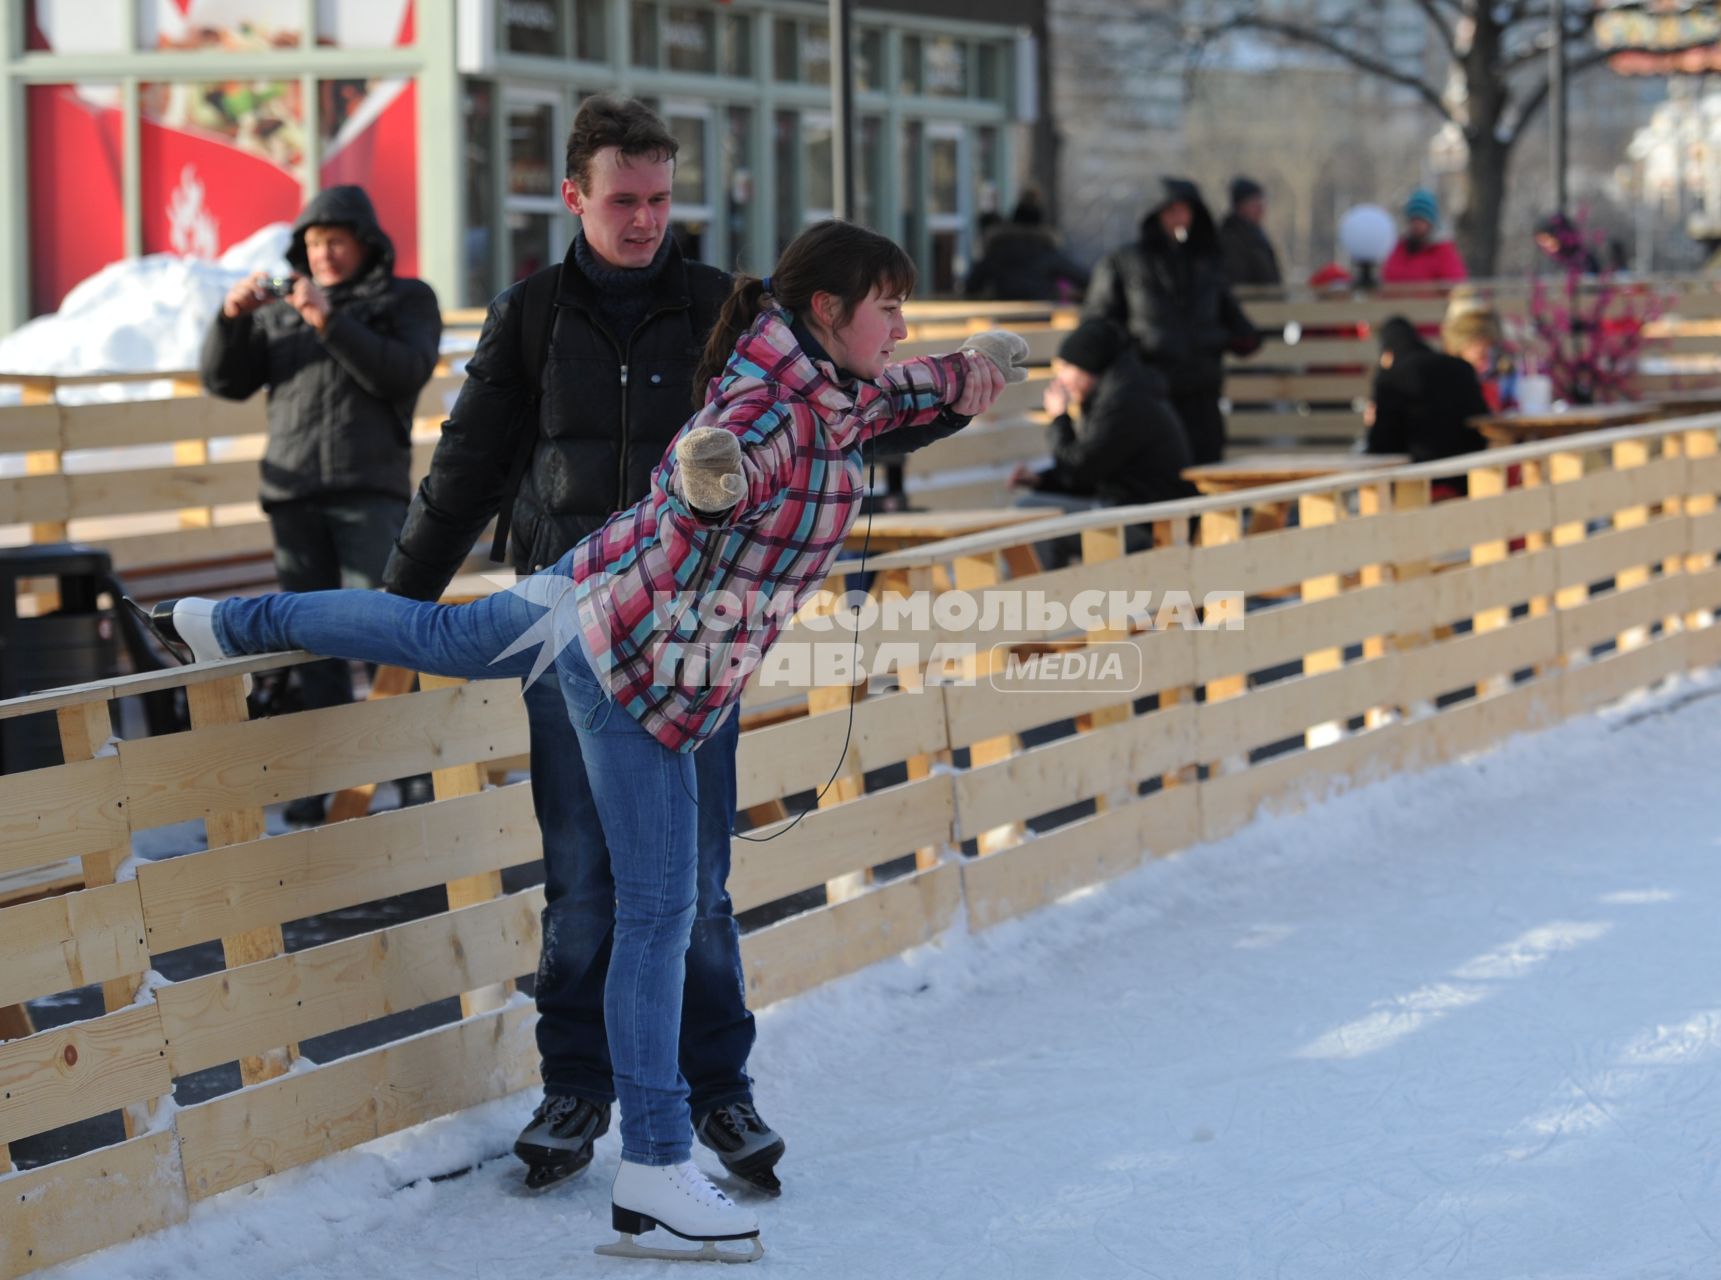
[4,407,1721,1275]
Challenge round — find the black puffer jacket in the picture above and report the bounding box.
[383,237,730,600]
[965,226,1088,302]
[200,185,442,509]
[1040,349,1196,506]
[1219,212,1282,287]
[1083,177,1257,394]
[1366,317,1489,464]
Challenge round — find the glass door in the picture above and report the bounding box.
[660,100,718,265]
[502,86,566,283]
[924,122,970,296]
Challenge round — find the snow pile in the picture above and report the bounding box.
[32,667,1721,1279]
[0,225,291,396]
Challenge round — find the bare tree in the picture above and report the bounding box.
[1177,1,1713,276]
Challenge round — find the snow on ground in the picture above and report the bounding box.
[37,670,1721,1279]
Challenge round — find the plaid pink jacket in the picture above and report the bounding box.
[570,307,970,751]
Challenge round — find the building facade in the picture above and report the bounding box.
[4,0,1045,334]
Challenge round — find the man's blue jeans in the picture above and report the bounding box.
[525,674,755,1118]
[212,564,729,1166]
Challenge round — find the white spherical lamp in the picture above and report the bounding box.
[1339,204,1397,288]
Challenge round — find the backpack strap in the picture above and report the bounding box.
[490,263,562,563]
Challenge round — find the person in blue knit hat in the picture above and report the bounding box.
[1382,187,1468,284]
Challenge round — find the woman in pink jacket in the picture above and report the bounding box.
[136,220,1022,1262]
[1381,188,1469,285]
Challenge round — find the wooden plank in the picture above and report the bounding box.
[1398,681,1563,771]
[1689,507,1721,555]
[1196,586,1397,683]
[1243,295,1451,327]
[962,786,1202,932]
[175,1002,538,1201]
[1225,373,1369,403]
[0,473,70,524]
[1201,724,1409,843]
[0,883,149,1011]
[1397,615,1561,706]
[0,756,128,878]
[1192,514,1397,595]
[117,680,529,829]
[414,373,464,420]
[1548,455,1687,526]
[900,416,1045,476]
[0,402,63,453]
[1396,552,1559,631]
[942,629,1196,745]
[951,703,1197,835]
[1199,659,1399,761]
[0,1130,188,1280]
[136,784,541,952]
[0,1005,170,1145]
[58,396,215,451]
[1225,411,1364,442]
[157,889,544,1077]
[1554,520,1687,590]
[1557,576,1689,654]
[1561,633,1688,718]
[900,472,1014,511]
[739,862,963,1008]
[101,519,276,572]
[728,777,953,913]
[1394,485,1555,556]
[734,689,947,811]
[64,459,259,521]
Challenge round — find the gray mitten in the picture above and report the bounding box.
[960,329,1032,384]
[675,426,746,513]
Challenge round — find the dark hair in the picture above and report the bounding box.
[565,94,679,188]
[1378,315,1427,359]
[694,220,918,391]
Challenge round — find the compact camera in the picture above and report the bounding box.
[259,275,297,299]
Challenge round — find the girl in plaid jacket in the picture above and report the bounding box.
[145,220,1025,1258]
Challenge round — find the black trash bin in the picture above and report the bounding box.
[0,544,123,774]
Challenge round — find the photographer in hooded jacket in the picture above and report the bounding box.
[201,184,442,824]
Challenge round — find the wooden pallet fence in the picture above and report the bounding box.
[7,388,1721,1279]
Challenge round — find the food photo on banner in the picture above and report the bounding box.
[24,0,417,316]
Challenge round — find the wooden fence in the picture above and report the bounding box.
[5,407,1721,1275]
[0,302,1065,595]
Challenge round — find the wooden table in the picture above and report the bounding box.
[1183,451,1411,494]
[844,506,1054,552]
[1470,403,1661,446]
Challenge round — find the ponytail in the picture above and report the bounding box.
[694,276,769,399]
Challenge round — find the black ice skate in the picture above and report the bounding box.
[514,1095,610,1191]
[695,1102,786,1196]
[596,1159,763,1263]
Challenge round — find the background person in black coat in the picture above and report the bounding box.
[1364,316,1489,467]
[1219,176,1283,288]
[1011,318,1197,566]
[1083,176,1260,464]
[201,183,441,822]
[964,191,1089,303]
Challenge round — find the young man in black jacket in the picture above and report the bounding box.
[202,184,441,823]
[380,96,785,1194]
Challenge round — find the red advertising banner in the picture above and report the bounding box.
[25,1,418,315]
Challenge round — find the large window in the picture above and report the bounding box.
[505,0,604,60]
[503,90,565,282]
